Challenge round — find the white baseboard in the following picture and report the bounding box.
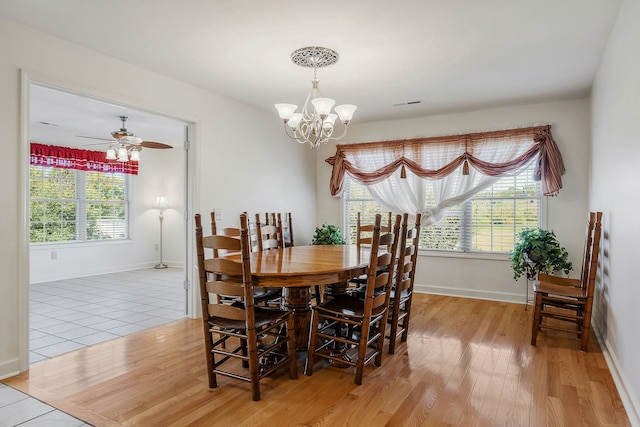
[593,324,640,427]
[0,358,20,381]
[30,262,184,284]
[414,283,527,305]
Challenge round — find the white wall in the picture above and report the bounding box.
[0,16,317,378]
[590,0,640,424]
[317,99,590,302]
[29,144,185,283]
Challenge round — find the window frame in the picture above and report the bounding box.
[29,164,131,245]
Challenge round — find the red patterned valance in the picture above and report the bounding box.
[30,143,138,175]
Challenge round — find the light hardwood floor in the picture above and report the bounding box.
[3,294,630,426]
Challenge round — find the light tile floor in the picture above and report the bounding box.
[29,267,185,364]
[0,383,90,427]
[0,268,184,426]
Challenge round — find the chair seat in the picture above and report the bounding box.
[253,287,282,303]
[315,295,386,318]
[389,287,410,301]
[210,306,289,330]
[534,280,587,299]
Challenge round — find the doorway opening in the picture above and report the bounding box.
[25,81,194,364]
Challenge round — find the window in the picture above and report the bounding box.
[30,165,130,244]
[343,161,540,254]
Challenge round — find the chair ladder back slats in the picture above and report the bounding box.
[204,257,243,276]
[206,280,244,297]
[584,212,602,297]
[387,212,421,354]
[579,212,596,289]
[208,303,246,321]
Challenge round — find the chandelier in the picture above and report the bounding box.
[275,47,357,149]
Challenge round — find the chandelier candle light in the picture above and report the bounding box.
[275,47,357,149]
[154,196,169,269]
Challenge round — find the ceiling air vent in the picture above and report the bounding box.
[392,100,422,107]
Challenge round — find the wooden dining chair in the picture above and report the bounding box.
[195,213,297,401]
[348,211,394,293]
[255,213,285,251]
[210,211,240,257]
[246,213,284,306]
[283,212,294,247]
[305,213,401,385]
[387,212,421,354]
[531,211,602,351]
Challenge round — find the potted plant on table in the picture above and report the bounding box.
[312,223,346,245]
[510,227,573,281]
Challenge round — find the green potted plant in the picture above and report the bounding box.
[312,223,345,245]
[510,227,573,280]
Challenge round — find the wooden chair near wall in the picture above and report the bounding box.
[305,213,401,385]
[195,213,297,401]
[531,211,602,351]
[388,212,421,354]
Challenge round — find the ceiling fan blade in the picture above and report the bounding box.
[76,135,113,142]
[141,141,173,149]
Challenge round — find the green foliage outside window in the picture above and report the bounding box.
[29,166,129,243]
[29,167,77,243]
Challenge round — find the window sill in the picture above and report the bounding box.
[417,249,510,262]
[30,239,133,250]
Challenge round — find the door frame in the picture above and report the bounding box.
[18,70,199,371]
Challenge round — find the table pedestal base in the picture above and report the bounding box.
[282,287,312,352]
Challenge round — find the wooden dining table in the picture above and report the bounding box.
[227,244,370,351]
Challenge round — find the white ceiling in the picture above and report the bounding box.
[0,0,622,148]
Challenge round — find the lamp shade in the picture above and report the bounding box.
[275,103,298,120]
[334,104,357,123]
[311,97,335,117]
[154,196,169,210]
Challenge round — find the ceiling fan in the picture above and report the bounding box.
[79,116,173,162]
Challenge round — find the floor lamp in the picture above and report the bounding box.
[154,196,169,269]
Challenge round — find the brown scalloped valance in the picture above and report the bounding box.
[325,125,564,197]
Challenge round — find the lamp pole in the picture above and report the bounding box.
[154,196,169,269]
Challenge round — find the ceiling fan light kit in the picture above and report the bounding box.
[275,46,356,149]
[103,116,172,163]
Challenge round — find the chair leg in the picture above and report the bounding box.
[402,296,414,342]
[313,285,323,305]
[204,329,217,388]
[531,293,542,346]
[375,317,386,367]
[581,306,593,351]
[240,338,249,368]
[388,299,399,355]
[304,310,319,376]
[354,319,371,385]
